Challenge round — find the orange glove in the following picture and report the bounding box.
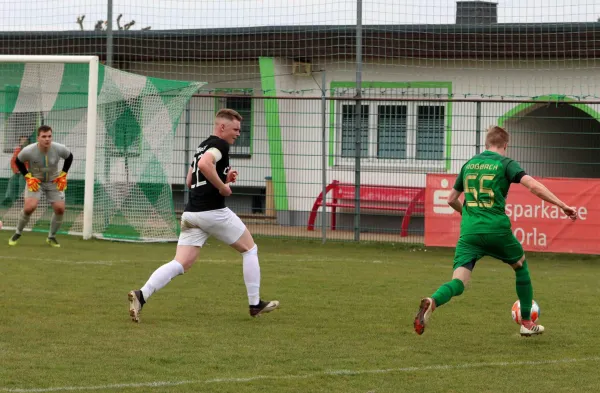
[25,173,41,192]
[53,171,68,192]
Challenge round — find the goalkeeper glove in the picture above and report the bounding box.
[25,173,41,192]
[53,171,68,192]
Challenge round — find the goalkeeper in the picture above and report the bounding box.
[8,125,73,248]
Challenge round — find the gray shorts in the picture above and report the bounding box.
[24,181,65,203]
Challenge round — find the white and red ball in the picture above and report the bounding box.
[511,300,540,324]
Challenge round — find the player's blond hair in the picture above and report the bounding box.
[215,108,243,122]
[485,126,509,148]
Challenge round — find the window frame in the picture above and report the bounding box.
[335,100,447,170]
[328,81,453,171]
[415,103,446,162]
[214,88,253,158]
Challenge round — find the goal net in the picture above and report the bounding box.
[0,57,203,242]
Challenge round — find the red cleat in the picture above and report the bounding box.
[414,297,435,335]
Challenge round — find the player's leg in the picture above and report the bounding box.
[8,192,39,246]
[510,256,543,336]
[212,208,279,317]
[231,228,279,316]
[46,199,65,248]
[488,233,543,336]
[139,244,198,299]
[128,212,205,323]
[414,235,482,335]
[44,182,66,246]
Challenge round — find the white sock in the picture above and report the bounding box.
[140,260,184,301]
[242,245,260,306]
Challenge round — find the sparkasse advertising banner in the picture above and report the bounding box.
[425,174,598,255]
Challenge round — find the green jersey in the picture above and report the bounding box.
[453,150,526,235]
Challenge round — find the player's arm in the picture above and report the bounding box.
[198,147,231,196]
[14,156,29,177]
[447,188,463,215]
[520,175,577,220]
[61,152,74,173]
[16,149,41,191]
[56,144,73,174]
[53,145,73,191]
[448,165,465,215]
[186,166,193,188]
[10,146,21,173]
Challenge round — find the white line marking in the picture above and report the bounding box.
[0,255,391,265]
[2,357,598,392]
[0,256,229,265]
[75,261,114,266]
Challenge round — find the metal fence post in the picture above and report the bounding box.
[183,102,191,206]
[353,0,363,242]
[321,71,328,243]
[106,0,113,67]
[476,101,482,154]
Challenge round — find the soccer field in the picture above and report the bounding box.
[1,231,599,393]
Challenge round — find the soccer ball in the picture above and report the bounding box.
[511,300,540,324]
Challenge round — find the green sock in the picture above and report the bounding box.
[431,278,465,307]
[515,260,533,320]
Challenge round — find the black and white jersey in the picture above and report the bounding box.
[185,135,230,212]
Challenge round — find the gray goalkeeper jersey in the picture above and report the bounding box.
[17,142,71,182]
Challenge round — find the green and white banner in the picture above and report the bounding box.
[0,62,204,241]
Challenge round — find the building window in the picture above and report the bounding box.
[336,101,446,167]
[377,105,408,159]
[341,104,369,158]
[216,90,252,157]
[2,111,39,153]
[416,105,444,160]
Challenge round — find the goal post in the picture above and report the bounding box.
[0,55,204,242]
[84,57,98,241]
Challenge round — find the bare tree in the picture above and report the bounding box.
[78,14,150,31]
[94,20,106,31]
[116,14,124,30]
[76,15,85,31]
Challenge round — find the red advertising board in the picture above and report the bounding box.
[425,174,599,255]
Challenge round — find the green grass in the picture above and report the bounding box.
[1,231,600,393]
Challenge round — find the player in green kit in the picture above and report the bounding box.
[414,126,578,337]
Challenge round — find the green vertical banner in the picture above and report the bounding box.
[259,57,288,212]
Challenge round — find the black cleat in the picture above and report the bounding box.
[249,299,280,317]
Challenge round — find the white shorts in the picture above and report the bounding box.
[24,181,65,204]
[177,207,246,247]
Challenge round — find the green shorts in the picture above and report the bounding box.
[453,232,524,270]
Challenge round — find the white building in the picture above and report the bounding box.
[2,4,600,233]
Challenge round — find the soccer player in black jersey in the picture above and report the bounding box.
[128,109,279,322]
